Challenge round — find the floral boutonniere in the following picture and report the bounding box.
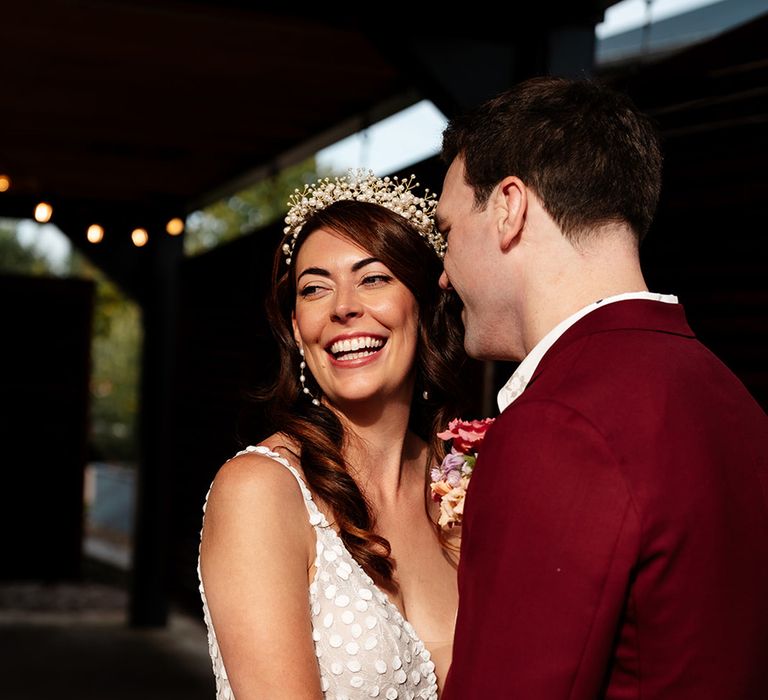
[430,417,495,528]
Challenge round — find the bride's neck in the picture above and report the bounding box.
[337,397,421,503]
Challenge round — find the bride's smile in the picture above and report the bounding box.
[325,333,387,366]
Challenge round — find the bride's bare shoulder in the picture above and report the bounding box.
[200,436,316,594]
[207,434,302,513]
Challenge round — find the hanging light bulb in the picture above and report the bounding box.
[131,228,149,247]
[34,202,53,223]
[87,224,104,243]
[166,217,184,235]
[0,175,10,192]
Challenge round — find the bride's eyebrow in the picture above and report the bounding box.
[297,266,329,281]
[297,258,381,281]
[351,257,381,272]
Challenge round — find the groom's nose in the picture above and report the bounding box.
[439,270,452,290]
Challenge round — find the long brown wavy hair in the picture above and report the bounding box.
[261,199,466,590]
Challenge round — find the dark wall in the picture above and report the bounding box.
[641,169,768,412]
[609,13,768,411]
[0,274,94,579]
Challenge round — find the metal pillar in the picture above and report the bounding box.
[129,230,183,626]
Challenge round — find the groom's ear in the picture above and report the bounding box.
[495,176,527,251]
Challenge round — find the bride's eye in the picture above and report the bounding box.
[362,273,392,287]
[298,283,327,298]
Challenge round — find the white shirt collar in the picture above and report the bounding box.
[497,291,679,413]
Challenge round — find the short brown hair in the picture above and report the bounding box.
[442,77,662,241]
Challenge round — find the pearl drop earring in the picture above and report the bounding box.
[299,347,320,406]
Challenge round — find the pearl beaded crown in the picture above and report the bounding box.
[282,169,446,265]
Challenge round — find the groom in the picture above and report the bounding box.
[437,77,768,699]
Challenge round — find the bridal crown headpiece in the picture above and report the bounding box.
[282,169,446,265]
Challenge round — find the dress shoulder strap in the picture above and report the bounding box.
[232,445,329,528]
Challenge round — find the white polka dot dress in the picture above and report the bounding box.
[198,446,439,700]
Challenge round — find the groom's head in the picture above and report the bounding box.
[441,77,662,243]
[436,77,662,361]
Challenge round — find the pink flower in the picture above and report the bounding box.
[437,417,495,453]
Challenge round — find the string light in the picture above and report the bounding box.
[131,228,149,247]
[0,175,10,192]
[87,224,104,243]
[34,202,53,223]
[166,217,184,235]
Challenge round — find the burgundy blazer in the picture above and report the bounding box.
[442,300,768,699]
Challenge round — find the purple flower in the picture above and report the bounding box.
[430,449,466,486]
[445,469,462,488]
[442,450,466,473]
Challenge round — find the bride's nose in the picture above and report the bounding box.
[331,286,363,322]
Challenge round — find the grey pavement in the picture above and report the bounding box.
[0,582,214,700]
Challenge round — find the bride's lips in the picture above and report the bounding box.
[324,332,388,368]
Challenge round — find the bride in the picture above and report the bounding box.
[198,172,467,699]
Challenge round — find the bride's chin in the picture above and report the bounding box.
[326,386,396,408]
[329,392,382,407]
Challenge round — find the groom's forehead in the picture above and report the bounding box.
[436,162,465,221]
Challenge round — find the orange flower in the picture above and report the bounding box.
[437,477,470,528]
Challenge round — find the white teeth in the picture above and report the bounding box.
[335,350,376,361]
[329,337,384,355]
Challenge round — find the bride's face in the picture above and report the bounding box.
[292,227,419,408]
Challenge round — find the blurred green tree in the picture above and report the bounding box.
[0,222,51,274]
[74,256,142,463]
